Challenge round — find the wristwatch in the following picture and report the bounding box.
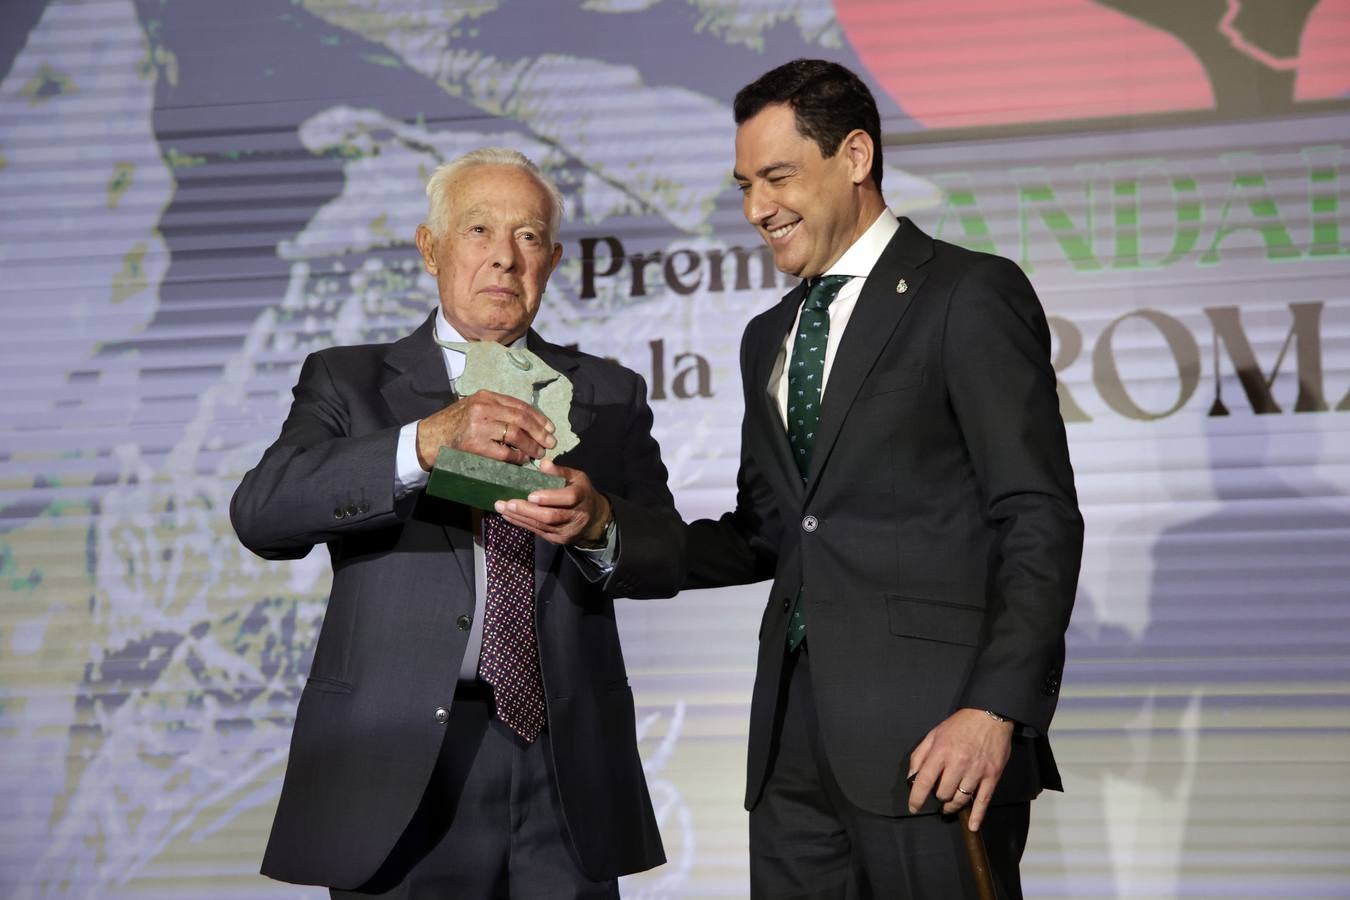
[575,515,615,551]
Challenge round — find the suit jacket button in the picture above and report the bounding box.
[455,614,472,631]
[434,706,450,724]
[802,515,818,532]
[782,597,790,611]
[333,507,345,519]
[345,504,359,517]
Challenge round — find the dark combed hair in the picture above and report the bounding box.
[733,58,884,190]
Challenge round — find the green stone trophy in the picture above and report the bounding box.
[425,340,579,510]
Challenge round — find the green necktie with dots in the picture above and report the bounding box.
[784,274,850,651]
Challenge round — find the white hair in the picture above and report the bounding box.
[423,148,564,241]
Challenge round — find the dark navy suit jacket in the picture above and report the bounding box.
[232,313,682,888]
[687,218,1083,816]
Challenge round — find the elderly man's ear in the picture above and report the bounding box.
[414,224,438,275]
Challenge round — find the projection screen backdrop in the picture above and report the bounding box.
[2,1,1349,897]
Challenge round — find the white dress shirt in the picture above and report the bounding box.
[774,209,900,424]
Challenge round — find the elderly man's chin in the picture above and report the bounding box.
[487,313,536,344]
[441,301,537,344]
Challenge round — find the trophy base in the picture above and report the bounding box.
[426,447,565,511]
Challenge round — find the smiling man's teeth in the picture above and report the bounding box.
[769,222,797,239]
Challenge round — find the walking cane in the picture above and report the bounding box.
[959,806,998,900]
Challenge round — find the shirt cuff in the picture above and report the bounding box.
[394,420,430,498]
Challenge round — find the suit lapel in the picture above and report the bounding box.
[806,221,933,494]
[378,312,474,588]
[380,313,455,424]
[752,283,809,502]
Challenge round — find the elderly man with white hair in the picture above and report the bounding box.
[232,148,683,898]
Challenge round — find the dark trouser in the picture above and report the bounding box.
[750,644,1030,900]
[331,685,617,900]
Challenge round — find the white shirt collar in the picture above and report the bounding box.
[822,208,899,280]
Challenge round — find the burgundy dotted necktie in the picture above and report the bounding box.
[478,513,546,742]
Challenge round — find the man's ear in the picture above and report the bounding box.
[841,129,874,186]
[549,242,563,273]
[414,224,437,274]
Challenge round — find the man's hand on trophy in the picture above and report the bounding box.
[494,459,613,547]
[416,390,557,470]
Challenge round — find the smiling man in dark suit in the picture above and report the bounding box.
[232,148,681,898]
[685,60,1083,898]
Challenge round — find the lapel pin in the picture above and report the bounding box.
[896,278,908,294]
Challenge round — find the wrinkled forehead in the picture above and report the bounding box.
[454,200,550,229]
[449,165,554,230]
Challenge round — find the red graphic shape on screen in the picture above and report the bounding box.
[1295,0,1350,100]
[834,0,1214,129]
[837,0,1350,130]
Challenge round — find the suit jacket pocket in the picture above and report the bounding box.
[859,367,925,398]
[886,594,983,646]
[305,674,354,694]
